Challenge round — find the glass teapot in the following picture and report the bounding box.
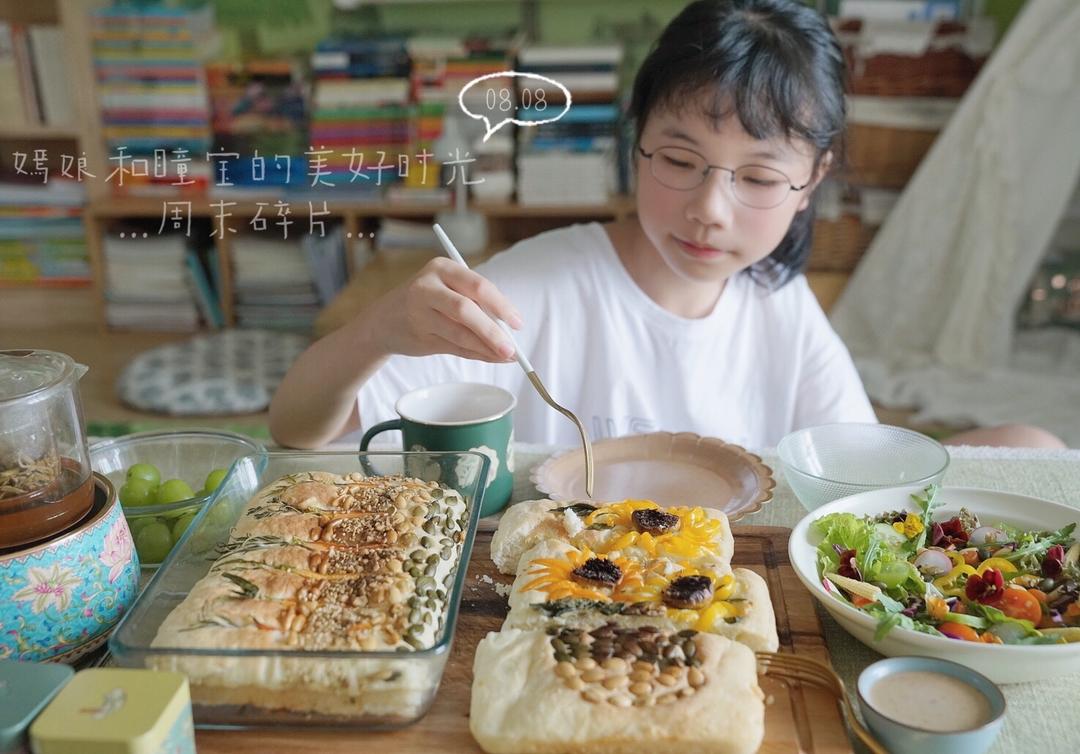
[0,350,94,549]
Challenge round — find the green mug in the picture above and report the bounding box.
[360,382,516,516]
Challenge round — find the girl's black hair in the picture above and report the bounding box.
[628,0,847,288]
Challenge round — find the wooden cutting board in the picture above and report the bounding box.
[195,526,852,753]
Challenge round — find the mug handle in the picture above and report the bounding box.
[359,420,402,477]
[359,419,402,451]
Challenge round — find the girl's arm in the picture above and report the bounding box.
[269,257,523,449]
[267,315,387,449]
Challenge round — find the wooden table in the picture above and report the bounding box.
[194,526,851,753]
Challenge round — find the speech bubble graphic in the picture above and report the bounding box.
[458,70,572,142]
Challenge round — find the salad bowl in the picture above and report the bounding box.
[789,485,1080,684]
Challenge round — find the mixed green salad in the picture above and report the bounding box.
[813,486,1080,645]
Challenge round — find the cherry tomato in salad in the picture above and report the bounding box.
[998,588,1043,624]
[939,622,981,642]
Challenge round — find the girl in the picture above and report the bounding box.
[269,0,1060,451]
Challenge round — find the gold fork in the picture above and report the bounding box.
[757,651,889,754]
[433,224,595,496]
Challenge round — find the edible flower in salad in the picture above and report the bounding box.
[931,517,970,548]
[1043,544,1066,578]
[965,568,1005,604]
[892,513,925,539]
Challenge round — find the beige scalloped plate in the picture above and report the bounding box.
[530,431,775,521]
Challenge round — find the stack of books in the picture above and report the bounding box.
[398,36,464,204]
[307,36,411,198]
[515,46,622,206]
[91,5,219,196]
[442,38,517,117]
[0,22,76,129]
[104,231,200,331]
[206,58,308,197]
[231,236,322,331]
[0,183,89,287]
[303,226,349,307]
[448,39,517,201]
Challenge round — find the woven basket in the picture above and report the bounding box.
[845,124,939,188]
[847,49,985,98]
[838,19,987,98]
[809,215,878,273]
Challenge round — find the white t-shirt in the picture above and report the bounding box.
[358,222,875,449]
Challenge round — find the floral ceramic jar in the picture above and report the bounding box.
[0,474,140,663]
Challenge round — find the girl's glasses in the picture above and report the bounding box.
[638,145,810,210]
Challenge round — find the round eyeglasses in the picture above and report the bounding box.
[638,145,810,210]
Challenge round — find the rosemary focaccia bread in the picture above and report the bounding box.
[491,499,735,575]
[470,625,765,754]
[150,471,469,717]
[504,539,779,652]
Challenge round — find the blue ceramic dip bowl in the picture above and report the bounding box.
[857,656,1005,754]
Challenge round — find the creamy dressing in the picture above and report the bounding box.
[868,671,993,732]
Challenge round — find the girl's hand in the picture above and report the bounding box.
[366,257,523,363]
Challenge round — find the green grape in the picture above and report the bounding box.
[206,502,233,528]
[119,478,157,507]
[126,463,161,487]
[134,522,173,564]
[126,514,155,536]
[203,468,228,492]
[171,511,197,543]
[156,479,196,505]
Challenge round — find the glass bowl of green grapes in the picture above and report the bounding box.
[89,430,263,567]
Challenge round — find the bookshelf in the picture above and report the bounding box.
[0,126,79,140]
[84,197,632,329]
[2,0,930,333]
[0,0,634,331]
[0,1,96,293]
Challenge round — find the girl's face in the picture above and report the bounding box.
[635,105,821,286]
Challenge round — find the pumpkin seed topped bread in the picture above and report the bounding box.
[151,471,469,717]
[470,626,765,754]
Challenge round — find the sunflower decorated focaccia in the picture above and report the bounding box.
[491,498,735,575]
[504,539,778,652]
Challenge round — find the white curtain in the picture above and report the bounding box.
[830,0,1080,447]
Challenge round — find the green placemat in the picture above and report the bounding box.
[87,421,272,441]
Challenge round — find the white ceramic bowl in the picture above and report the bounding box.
[789,484,1080,684]
[778,423,949,511]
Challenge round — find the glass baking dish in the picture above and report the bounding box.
[108,450,489,730]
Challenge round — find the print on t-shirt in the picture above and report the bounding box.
[591,415,658,439]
